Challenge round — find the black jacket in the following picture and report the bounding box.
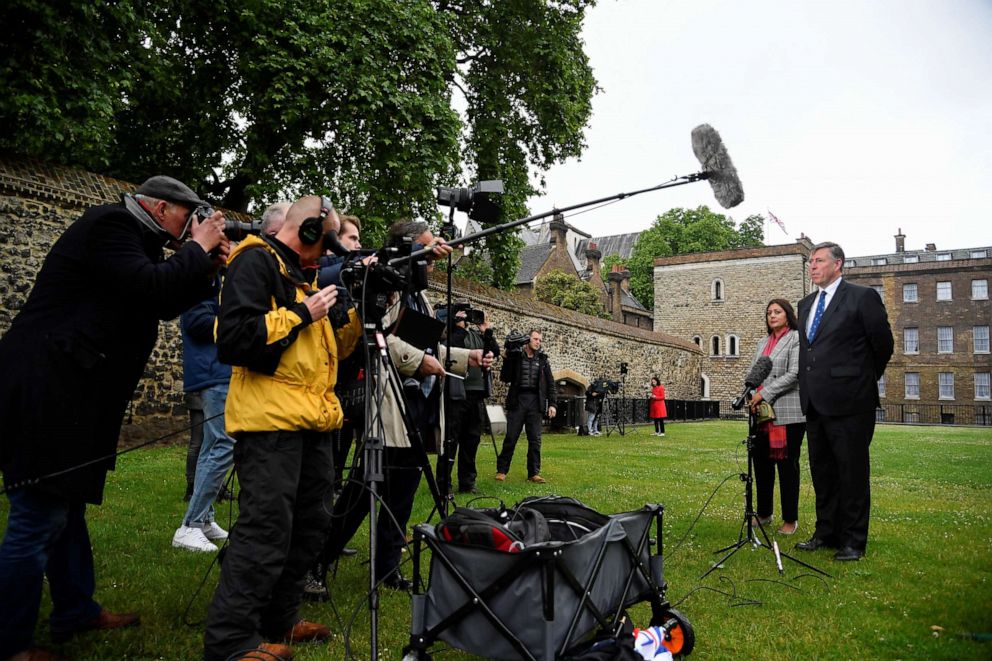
[0,203,216,503]
[500,349,556,412]
[798,279,894,417]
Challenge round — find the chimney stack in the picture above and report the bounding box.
[895,228,906,253]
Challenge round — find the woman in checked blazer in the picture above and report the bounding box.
[747,298,807,536]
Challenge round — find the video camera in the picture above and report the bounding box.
[504,329,530,354]
[436,180,504,224]
[592,378,620,395]
[436,302,485,326]
[339,238,429,318]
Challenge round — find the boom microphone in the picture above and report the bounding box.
[691,124,745,209]
[731,356,772,410]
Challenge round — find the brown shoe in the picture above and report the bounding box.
[495,472,506,481]
[50,609,139,642]
[8,648,73,661]
[234,642,294,660]
[527,475,546,484]
[280,619,330,643]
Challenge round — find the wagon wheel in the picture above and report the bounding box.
[657,608,695,656]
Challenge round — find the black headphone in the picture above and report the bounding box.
[299,195,334,245]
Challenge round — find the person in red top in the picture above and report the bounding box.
[649,377,667,436]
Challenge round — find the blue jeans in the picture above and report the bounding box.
[587,411,599,432]
[183,384,235,527]
[0,486,102,656]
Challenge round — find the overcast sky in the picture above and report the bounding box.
[522,0,992,258]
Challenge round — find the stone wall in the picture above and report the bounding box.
[653,244,811,401]
[424,275,702,403]
[0,156,703,442]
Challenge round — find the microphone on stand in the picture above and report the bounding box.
[691,124,745,209]
[732,356,772,410]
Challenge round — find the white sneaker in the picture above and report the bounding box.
[660,433,665,437]
[172,525,217,552]
[201,521,228,541]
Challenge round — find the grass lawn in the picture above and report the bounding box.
[2,420,990,660]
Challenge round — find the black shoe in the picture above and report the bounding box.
[834,546,865,562]
[381,572,413,591]
[458,485,480,495]
[302,565,329,602]
[795,536,832,551]
[340,547,358,557]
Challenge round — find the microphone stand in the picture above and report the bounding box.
[701,400,830,580]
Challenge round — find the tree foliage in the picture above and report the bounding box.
[534,269,608,318]
[0,0,597,289]
[623,206,765,309]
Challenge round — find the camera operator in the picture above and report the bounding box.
[584,380,606,436]
[0,175,229,660]
[437,304,499,495]
[202,195,362,661]
[495,330,557,484]
[319,220,492,591]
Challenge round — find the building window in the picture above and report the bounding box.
[871,258,887,266]
[692,335,701,347]
[972,279,989,300]
[976,373,991,401]
[904,410,920,423]
[700,373,710,399]
[905,372,920,399]
[711,336,721,356]
[845,259,857,268]
[712,279,724,301]
[870,284,884,297]
[975,326,990,353]
[903,255,919,263]
[936,281,952,301]
[878,374,886,398]
[903,283,918,303]
[936,253,952,261]
[971,250,987,259]
[939,373,955,400]
[726,334,739,357]
[937,326,954,354]
[903,327,919,354]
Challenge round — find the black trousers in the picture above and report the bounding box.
[330,409,363,493]
[753,422,806,522]
[322,446,422,579]
[805,406,875,550]
[438,394,484,492]
[203,430,334,661]
[497,392,543,478]
[653,417,666,434]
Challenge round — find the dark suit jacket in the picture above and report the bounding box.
[798,279,894,417]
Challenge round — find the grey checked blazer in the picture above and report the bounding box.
[750,329,805,425]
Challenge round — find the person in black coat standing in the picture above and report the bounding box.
[0,176,229,659]
[795,242,893,562]
[496,330,557,483]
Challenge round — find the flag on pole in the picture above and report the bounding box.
[768,209,788,235]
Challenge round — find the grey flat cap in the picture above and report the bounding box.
[135,175,208,207]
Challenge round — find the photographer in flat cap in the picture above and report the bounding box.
[0,175,229,660]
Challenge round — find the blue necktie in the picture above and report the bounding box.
[807,291,827,343]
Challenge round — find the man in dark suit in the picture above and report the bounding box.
[0,176,229,660]
[795,242,893,561]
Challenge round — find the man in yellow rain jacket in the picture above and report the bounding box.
[203,195,361,661]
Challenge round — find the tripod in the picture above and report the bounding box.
[701,406,830,580]
[334,300,448,659]
[604,375,627,437]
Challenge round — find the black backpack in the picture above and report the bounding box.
[436,506,550,552]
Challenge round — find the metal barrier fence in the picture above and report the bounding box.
[552,397,992,429]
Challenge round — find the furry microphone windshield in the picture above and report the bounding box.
[691,124,745,209]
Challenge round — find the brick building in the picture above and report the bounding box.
[843,231,992,424]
